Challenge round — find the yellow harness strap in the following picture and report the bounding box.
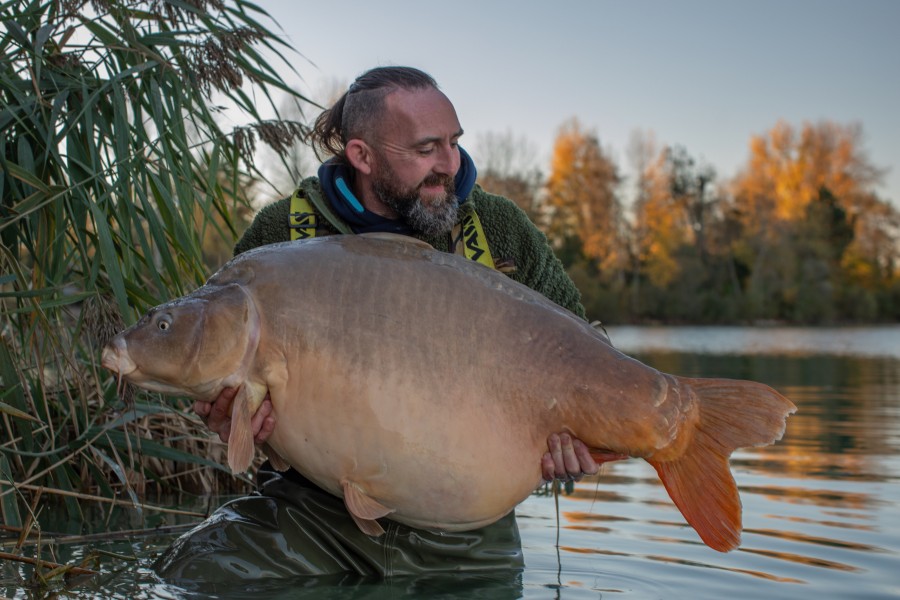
[289,190,317,240]
[454,210,496,269]
[291,188,495,270]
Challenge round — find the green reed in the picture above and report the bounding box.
[0,0,310,529]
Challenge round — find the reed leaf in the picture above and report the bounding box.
[1,0,312,527]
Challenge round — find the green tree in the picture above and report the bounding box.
[0,0,310,527]
[666,146,716,264]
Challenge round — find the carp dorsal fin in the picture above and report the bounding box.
[358,232,434,249]
[342,480,394,537]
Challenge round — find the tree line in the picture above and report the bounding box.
[476,119,900,324]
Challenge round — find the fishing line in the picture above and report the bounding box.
[553,478,563,595]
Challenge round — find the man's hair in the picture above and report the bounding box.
[308,66,438,162]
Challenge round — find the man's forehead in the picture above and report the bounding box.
[379,87,462,142]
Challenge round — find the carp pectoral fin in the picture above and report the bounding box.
[262,443,289,471]
[226,383,266,474]
[227,386,254,473]
[650,377,796,553]
[342,480,394,537]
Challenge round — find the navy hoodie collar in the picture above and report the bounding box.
[318,146,477,235]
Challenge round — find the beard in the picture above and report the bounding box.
[372,165,459,237]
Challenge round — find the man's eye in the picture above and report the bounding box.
[418,147,434,156]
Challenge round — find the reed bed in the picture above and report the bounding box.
[0,0,311,555]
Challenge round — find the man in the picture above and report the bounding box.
[154,66,599,582]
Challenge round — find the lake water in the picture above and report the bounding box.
[3,325,899,599]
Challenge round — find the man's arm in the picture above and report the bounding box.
[233,198,292,256]
[473,189,586,319]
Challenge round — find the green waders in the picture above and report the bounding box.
[153,463,524,583]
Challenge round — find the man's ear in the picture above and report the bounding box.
[345,139,374,175]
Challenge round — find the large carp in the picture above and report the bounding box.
[102,233,795,552]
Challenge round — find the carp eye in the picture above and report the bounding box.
[157,314,173,332]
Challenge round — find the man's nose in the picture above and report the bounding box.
[434,144,460,176]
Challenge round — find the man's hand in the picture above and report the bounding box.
[541,433,599,482]
[193,387,276,445]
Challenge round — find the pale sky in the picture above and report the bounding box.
[254,0,899,206]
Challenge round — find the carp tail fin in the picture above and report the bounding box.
[649,378,796,552]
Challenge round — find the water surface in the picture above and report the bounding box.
[3,326,899,598]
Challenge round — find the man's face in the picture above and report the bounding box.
[371,152,457,237]
[369,88,464,236]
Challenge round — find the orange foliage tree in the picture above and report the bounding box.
[545,118,624,273]
[729,120,898,321]
[732,120,882,232]
[632,141,717,288]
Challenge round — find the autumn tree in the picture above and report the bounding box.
[668,146,716,263]
[628,137,738,321]
[732,120,882,233]
[837,191,900,319]
[542,119,625,321]
[545,118,624,272]
[730,120,897,321]
[631,141,712,289]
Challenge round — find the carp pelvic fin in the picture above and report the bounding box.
[650,377,796,552]
[342,480,394,537]
[263,443,290,471]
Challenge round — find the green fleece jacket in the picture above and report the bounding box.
[235,177,586,319]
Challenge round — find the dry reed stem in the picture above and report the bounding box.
[0,523,197,549]
[0,550,98,577]
[0,480,207,518]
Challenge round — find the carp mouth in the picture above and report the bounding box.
[100,335,209,398]
[101,337,137,377]
[101,337,138,399]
